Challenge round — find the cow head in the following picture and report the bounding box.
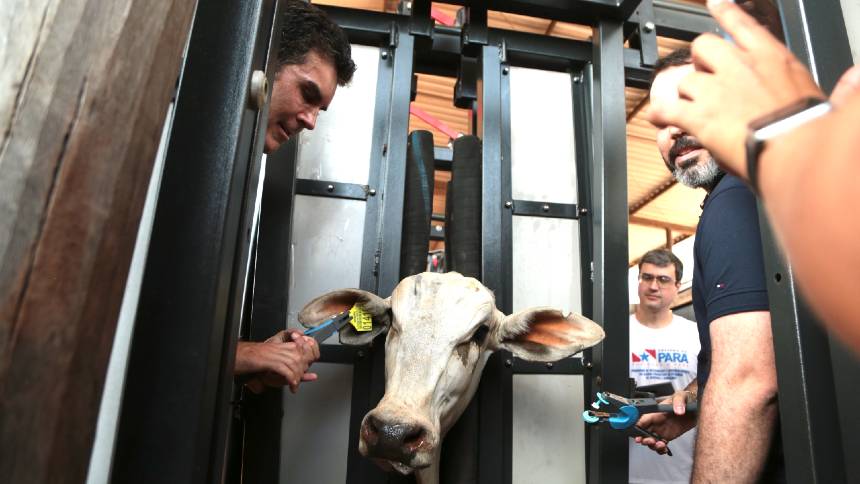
[298,272,604,478]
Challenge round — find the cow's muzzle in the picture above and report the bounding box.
[359,412,434,470]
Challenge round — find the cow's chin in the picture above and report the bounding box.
[371,459,420,475]
[361,442,434,475]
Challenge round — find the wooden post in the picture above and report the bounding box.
[0,0,196,482]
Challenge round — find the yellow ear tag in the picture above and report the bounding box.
[349,305,373,332]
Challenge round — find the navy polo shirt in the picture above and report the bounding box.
[692,174,770,395]
[692,174,785,482]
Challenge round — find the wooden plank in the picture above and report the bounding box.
[629,215,696,234]
[0,0,196,482]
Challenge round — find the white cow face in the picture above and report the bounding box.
[298,272,604,478]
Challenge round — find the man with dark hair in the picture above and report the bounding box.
[629,248,699,484]
[635,47,782,483]
[234,0,355,393]
[264,0,356,154]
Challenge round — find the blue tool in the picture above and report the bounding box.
[303,311,352,343]
[582,391,698,457]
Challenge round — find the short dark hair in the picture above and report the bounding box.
[651,47,691,84]
[279,0,356,85]
[639,248,683,282]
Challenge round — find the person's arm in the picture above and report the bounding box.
[634,379,698,454]
[692,311,778,483]
[235,329,320,393]
[648,0,860,355]
[757,93,860,352]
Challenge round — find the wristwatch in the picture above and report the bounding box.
[745,97,832,194]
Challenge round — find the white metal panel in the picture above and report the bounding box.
[281,363,354,484]
[842,0,860,61]
[508,66,577,203]
[511,216,582,314]
[296,44,380,185]
[512,375,587,484]
[509,67,585,483]
[287,195,365,336]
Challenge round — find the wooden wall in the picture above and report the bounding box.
[0,0,196,482]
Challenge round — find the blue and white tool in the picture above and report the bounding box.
[582,391,698,457]
[303,311,352,344]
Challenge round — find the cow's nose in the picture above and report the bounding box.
[363,414,428,460]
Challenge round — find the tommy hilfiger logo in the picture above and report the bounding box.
[632,349,690,363]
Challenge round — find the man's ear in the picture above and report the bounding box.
[298,289,391,346]
[491,308,605,362]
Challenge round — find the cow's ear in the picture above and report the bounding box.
[298,289,391,346]
[492,308,605,362]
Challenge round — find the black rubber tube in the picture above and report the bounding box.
[400,130,435,279]
[448,135,482,279]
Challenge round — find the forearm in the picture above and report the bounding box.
[692,371,778,482]
[758,94,860,351]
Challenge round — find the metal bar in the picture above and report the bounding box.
[409,0,432,36]
[572,67,596,475]
[509,200,580,220]
[487,28,592,70]
[511,357,586,375]
[434,146,453,171]
[587,18,630,484]
[634,0,658,68]
[477,43,513,484]
[349,30,408,484]
[462,6,488,57]
[431,223,445,240]
[239,137,299,484]
[776,0,854,92]
[763,2,857,482]
[572,66,594,321]
[112,0,277,482]
[295,179,369,201]
[452,0,636,24]
[652,0,715,41]
[318,344,363,364]
[376,30,414,299]
[324,5,661,88]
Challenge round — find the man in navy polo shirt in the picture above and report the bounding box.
[635,48,782,483]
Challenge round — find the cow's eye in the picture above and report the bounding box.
[470,325,489,346]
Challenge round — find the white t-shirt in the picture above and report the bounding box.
[629,313,700,484]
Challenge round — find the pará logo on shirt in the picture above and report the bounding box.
[631,348,689,364]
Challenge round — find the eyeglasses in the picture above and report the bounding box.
[639,273,676,287]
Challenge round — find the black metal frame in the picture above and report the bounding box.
[586,18,631,484]
[763,2,858,483]
[106,0,736,483]
[112,1,280,482]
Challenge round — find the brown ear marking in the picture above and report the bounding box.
[513,320,573,348]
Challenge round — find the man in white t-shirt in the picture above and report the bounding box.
[629,248,700,484]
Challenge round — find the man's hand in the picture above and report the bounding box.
[648,0,822,178]
[633,389,697,455]
[235,328,320,394]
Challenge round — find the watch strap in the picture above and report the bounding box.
[745,97,831,194]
